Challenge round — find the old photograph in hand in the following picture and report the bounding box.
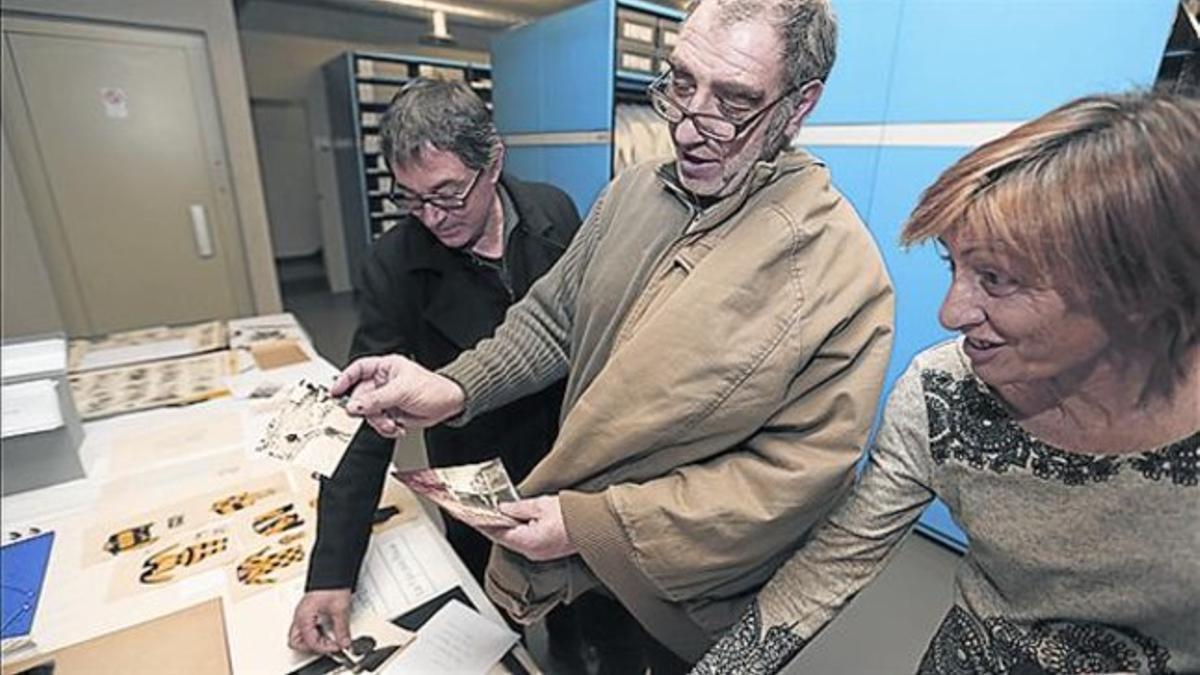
[393,459,522,528]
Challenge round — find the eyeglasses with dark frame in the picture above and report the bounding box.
[388,167,484,216]
[646,70,803,143]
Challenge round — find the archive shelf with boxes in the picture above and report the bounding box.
[323,51,492,283]
[490,0,683,216]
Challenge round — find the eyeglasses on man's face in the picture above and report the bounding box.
[388,167,484,216]
[647,70,802,143]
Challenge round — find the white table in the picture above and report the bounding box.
[1,346,538,673]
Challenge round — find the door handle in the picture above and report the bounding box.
[188,204,215,258]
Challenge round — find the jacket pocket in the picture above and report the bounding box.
[484,547,570,623]
[614,238,712,349]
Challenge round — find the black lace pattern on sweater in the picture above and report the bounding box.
[691,602,805,675]
[918,605,1174,675]
[922,370,1198,487]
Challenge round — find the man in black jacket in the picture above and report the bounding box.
[288,80,620,669]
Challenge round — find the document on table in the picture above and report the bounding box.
[1,380,63,438]
[75,338,193,371]
[382,599,518,674]
[352,523,460,620]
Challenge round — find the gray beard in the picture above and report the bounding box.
[712,112,792,197]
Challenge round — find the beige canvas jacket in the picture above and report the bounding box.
[440,150,894,661]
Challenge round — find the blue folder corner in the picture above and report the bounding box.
[1,531,54,640]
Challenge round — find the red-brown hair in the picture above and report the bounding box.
[902,90,1200,397]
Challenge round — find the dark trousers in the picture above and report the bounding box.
[446,522,691,675]
[555,592,692,675]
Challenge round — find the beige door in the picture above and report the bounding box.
[1,17,252,336]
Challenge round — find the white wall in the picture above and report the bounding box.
[1,0,282,316]
[1,127,65,337]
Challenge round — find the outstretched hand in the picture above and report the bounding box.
[332,355,466,438]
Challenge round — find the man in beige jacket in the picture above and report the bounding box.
[331,0,894,671]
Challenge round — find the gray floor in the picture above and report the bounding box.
[285,275,962,675]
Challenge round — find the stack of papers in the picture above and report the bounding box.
[68,320,226,373]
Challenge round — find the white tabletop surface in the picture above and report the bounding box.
[2,334,537,674]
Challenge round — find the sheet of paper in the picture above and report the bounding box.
[105,522,240,601]
[221,579,305,673]
[1,598,233,675]
[1,379,63,438]
[107,410,247,475]
[382,600,517,675]
[253,380,360,478]
[68,350,234,420]
[68,320,226,372]
[351,523,460,620]
[82,472,291,568]
[0,338,66,379]
[76,338,194,371]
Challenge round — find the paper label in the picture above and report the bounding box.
[100,87,128,119]
[623,22,655,43]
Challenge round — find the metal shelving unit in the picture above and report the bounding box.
[323,51,491,284]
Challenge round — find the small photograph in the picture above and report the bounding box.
[252,379,361,478]
[393,459,522,529]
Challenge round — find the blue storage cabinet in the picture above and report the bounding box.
[491,0,683,215]
[491,0,1179,552]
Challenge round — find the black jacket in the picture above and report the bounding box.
[307,175,582,590]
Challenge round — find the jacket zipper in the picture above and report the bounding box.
[613,204,702,348]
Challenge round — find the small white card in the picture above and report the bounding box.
[382,600,518,674]
[1,379,63,438]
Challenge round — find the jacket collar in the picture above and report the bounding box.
[655,148,822,234]
[501,173,558,240]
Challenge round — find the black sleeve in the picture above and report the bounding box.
[306,241,413,591]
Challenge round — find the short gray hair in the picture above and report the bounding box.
[380,78,501,171]
[689,0,838,90]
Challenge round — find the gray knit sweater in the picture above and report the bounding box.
[692,340,1200,674]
